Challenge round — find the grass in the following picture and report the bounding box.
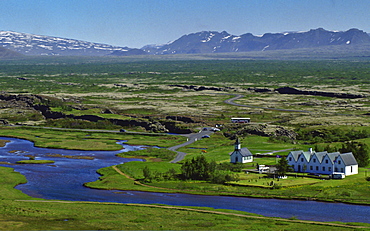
[117,147,177,162]
[0,126,186,150]
[3,167,363,230]
[86,159,370,205]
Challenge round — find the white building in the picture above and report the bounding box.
[230,138,253,163]
[287,149,358,176]
[231,118,250,123]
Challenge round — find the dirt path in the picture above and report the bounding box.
[112,165,179,191]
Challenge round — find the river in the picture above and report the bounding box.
[0,137,369,224]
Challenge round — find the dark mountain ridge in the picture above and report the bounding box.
[1,28,369,56]
[144,28,370,55]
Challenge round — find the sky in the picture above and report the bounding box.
[0,0,369,48]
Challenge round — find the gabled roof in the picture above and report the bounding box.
[314,151,327,163]
[327,152,340,163]
[339,152,358,166]
[301,152,312,162]
[230,147,253,157]
[288,150,358,166]
[288,150,303,161]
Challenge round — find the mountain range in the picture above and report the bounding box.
[0,28,370,57]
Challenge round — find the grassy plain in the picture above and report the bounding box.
[1,56,370,229]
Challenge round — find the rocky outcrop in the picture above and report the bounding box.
[0,94,43,108]
[34,104,191,133]
[0,93,192,134]
[166,116,195,123]
[0,119,9,125]
[223,124,297,142]
[247,87,273,93]
[169,84,235,92]
[275,87,365,99]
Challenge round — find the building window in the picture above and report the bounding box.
[316,166,318,170]
[289,157,292,161]
[301,158,303,162]
[325,160,328,164]
[323,166,325,171]
[338,160,341,164]
[351,166,353,172]
[292,165,294,169]
[341,168,344,172]
[329,167,331,171]
[313,159,316,163]
[310,166,313,170]
[335,167,338,172]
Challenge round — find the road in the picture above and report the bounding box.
[169,128,214,163]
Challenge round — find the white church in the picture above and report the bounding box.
[229,138,253,163]
[287,148,358,176]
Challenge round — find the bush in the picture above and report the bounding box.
[217,162,243,172]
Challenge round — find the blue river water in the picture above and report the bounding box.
[0,137,369,223]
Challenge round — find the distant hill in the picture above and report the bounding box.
[0,46,22,58]
[0,31,137,56]
[1,28,370,57]
[144,28,370,55]
[108,48,148,56]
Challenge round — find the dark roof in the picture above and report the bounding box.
[230,147,253,157]
[288,150,358,166]
[340,152,358,166]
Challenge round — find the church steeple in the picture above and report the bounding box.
[234,137,241,151]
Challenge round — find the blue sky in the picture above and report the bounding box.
[0,0,369,48]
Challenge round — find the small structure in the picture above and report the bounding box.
[231,118,250,123]
[258,165,270,173]
[287,148,358,176]
[230,138,253,163]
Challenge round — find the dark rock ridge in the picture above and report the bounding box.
[145,28,370,55]
[33,105,191,134]
[224,124,297,142]
[275,87,365,99]
[0,94,191,134]
[165,116,195,123]
[0,94,44,108]
[169,84,235,91]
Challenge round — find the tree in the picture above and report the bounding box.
[275,156,291,176]
[142,166,152,182]
[180,156,216,181]
[339,141,370,167]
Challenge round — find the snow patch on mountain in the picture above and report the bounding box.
[0,31,131,56]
